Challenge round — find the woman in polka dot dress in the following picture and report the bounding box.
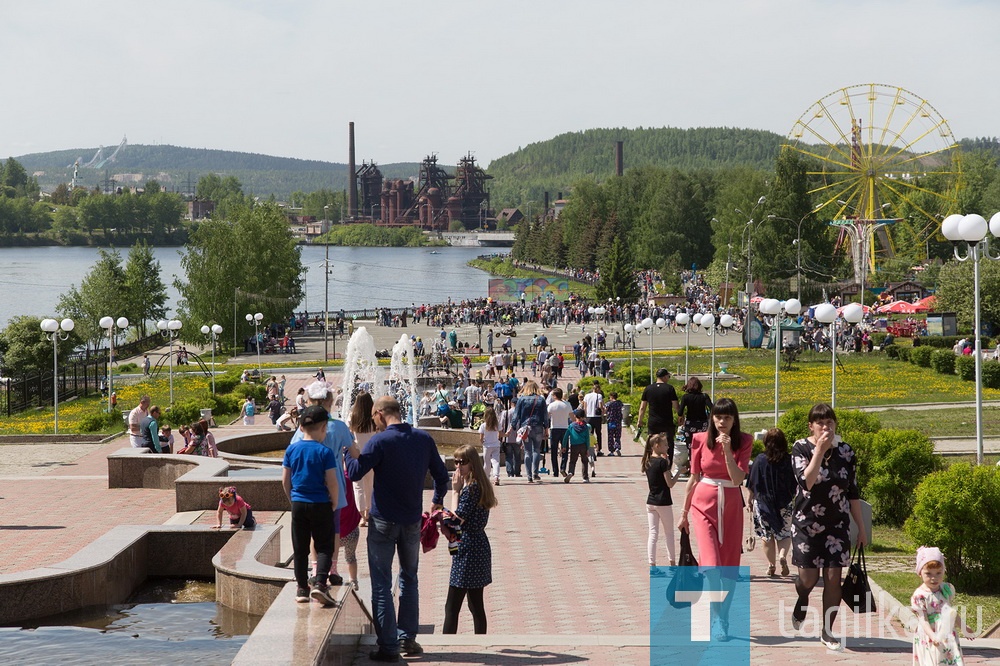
[442,444,498,634]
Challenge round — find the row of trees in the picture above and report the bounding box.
[513,146,1000,308]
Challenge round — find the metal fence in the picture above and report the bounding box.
[2,358,108,417]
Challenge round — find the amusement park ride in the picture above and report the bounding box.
[785,83,962,301]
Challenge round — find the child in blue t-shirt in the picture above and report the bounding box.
[282,405,341,606]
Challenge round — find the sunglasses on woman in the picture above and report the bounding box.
[454,459,468,465]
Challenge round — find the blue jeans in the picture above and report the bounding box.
[368,516,421,654]
[522,426,545,478]
[503,440,521,476]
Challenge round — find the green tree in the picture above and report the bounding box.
[51,183,72,205]
[595,237,640,301]
[51,206,80,235]
[936,258,1000,331]
[175,203,303,347]
[56,249,129,350]
[0,315,79,376]
[144,180,162,195]
[1,157,28,190]
[123,241,168,337]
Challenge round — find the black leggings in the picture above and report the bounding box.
[442,586,487,634]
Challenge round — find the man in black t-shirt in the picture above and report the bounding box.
[635,368,680,466]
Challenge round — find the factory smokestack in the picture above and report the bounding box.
[348,122,358,218]
[615,140,623,177]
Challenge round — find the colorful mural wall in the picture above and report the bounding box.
[488,278,570,302]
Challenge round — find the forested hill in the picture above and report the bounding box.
[15,144,422,199]
[485,126,788,207]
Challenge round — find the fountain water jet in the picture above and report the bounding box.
[388,334,419,424]
[339,327,382,422]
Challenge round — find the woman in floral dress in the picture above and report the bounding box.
[789,403,867,651]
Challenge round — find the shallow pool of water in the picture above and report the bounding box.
[1,578,261,665]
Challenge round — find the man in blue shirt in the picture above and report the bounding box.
[346,396,449,662]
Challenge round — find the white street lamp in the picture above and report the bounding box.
[41,318,74,433]
[624,323,636,391]
[701,312,734,401]
[157,319,183,405]
[201,324,223,394]
[942,212,1000,465]
[641,317,666,379]
[99,316,129,413]
[814,302,862,409]
[759,297,803,425]
[676,312,692,381]
[246,312,264,372]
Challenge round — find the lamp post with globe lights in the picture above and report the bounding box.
[941,212,1000,465]
[676,312,692,381]
[201,324,223,394]
[40,318,74,433]
[813,302,863,409]
[638,317,667,379]
[623,322,636,391]
[246,312,264,372]
[99,316,128,413]
[157,319,183,406]
[758,298,803,425]
[700,313,734,401]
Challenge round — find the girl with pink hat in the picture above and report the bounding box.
[911,546,975,664]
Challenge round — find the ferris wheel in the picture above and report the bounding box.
[785,83,961,268]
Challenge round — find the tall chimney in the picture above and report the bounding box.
[615,140,624,177]
[348,122,358,218]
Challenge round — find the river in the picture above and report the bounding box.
[0,245,497,327]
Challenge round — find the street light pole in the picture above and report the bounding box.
[759,298,802,425]
[157,319,183,405]
[701,313,734,402]
[245,312,263,372]
[201,324,223,394]
[41,318,74,433]
[737,196,767,346]
[624,323,636,391]
[941,213,1000,465]
[814,303,862,409]
[99,316,128,413]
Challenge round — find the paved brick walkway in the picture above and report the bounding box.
[2,359,998,664]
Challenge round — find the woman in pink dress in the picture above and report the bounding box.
[678,397,752,639]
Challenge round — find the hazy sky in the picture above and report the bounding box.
[2,1,997,167]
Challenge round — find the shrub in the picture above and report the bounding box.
[871,332,887,346]
[955,355,975,381]
[930,349,956,375]
[905,464,1000,590]
[897,346,911,362]
[776,407,881,444]
[118,362,139,373]
[163,399,204,427]
[862,429,942,526]
[233,383,268,402]
[213,372,242,395]
[909,345,933,368]
[79,408,124,433]
[885,345,901,360]
[983,360,1000,389]
[913,336,965,349]
[614,361,652,389]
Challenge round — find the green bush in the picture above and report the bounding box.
[614,361,652,389]
[983,360,1000,389]
[871,332,887,346]
[905,464,1000,590]
[930,349,956,375]
[897,346,911,362]
[233,383,268,402]
[213,372,242,395]
[776,407,881,444]
[163,399,205,427]
[118,362,139,373]
[909,345,933,368]
[79,408,124,433]
[913,336,965,349]
[862,429,942,526]
[885,345,901,360]
[955,355,976,381]
[210,392,242,416]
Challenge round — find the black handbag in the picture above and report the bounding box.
[841,544,877,613]
[666,529,703,609]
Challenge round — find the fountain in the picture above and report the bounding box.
[339,327,421,424]
[388,333,419,424]
[338,326,382,422]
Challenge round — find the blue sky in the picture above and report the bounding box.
[2,0,996,167]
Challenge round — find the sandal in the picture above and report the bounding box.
[766,564,776,577]
[780,558,789,576]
